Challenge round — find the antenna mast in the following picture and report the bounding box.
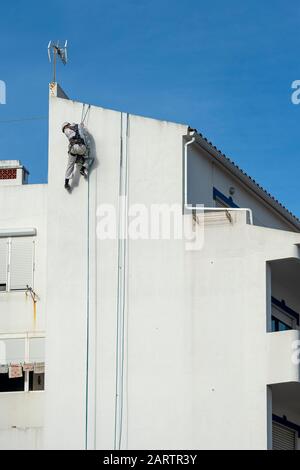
[48,40,68,82]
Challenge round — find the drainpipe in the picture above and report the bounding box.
[184,136,195,207]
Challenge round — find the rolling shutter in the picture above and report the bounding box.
[0,239,8,290]
[9,238,34,290]
[272,422,296,450]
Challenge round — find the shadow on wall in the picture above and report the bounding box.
[71,129,99,190]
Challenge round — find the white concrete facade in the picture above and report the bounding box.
[0,182,46,448]
[0,84,300,449]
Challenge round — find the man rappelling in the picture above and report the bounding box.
[62,121,90,191]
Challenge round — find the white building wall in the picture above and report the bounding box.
[0,392,44,447]
[108,210,299,449]
[0,183,47,449]
[45,94,126,449]
[1,87,298,450]
[44,90,300,450]
[0,184,47,332]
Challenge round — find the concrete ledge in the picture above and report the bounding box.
[49,82,69,99]
[0,228,36,238]
[267,330,300,384]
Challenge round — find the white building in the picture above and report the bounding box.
[0,83,300,450]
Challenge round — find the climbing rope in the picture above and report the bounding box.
[81,103,93,172]
[81,104,91,125]
[84,101,92,449]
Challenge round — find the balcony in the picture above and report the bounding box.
[267,330,300,384]
[271,383,300,450]
[267,258,300,384]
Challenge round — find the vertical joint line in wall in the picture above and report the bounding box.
[114,112,129,450]
[7,238,11,292]
[24,335,29,392]
[212,162,215,205]
[85,133,91,450]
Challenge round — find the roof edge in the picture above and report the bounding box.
[185,132,300,232]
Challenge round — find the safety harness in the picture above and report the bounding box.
[68,124,85,146]
[66,124,86,157]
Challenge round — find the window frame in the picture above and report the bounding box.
[271,297,299,332]
[0,236,35,293]
[271,315,292,332]
[0,332,45,394]
[213,187,239,209]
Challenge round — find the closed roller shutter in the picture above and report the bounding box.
[9,238,34,290]
[0,239,7,290]
[273,422,296,450]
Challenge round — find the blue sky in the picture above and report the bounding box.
[1,0,300,216]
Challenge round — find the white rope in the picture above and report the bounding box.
[81,104,91,125]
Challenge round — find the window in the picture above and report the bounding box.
[0,338,25,392]
[28,337,44,362]
[0,237,34,292]
[271,298,299,332]
[28,337,45,391]
[0,334,45,393]
[0,239,8,291]
[271,316,292,332]
[215,198,229,208]
[29,371,44,391]
[213,187,239,208]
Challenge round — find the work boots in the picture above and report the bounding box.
[80,167,88,177]
[64,179,71,191]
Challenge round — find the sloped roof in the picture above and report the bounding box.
[188,130,300,231]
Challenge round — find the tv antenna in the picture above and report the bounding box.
[48,40,68,83]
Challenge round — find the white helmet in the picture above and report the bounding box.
[62,122,70,133]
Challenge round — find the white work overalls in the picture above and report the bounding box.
[64,124,89,179]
